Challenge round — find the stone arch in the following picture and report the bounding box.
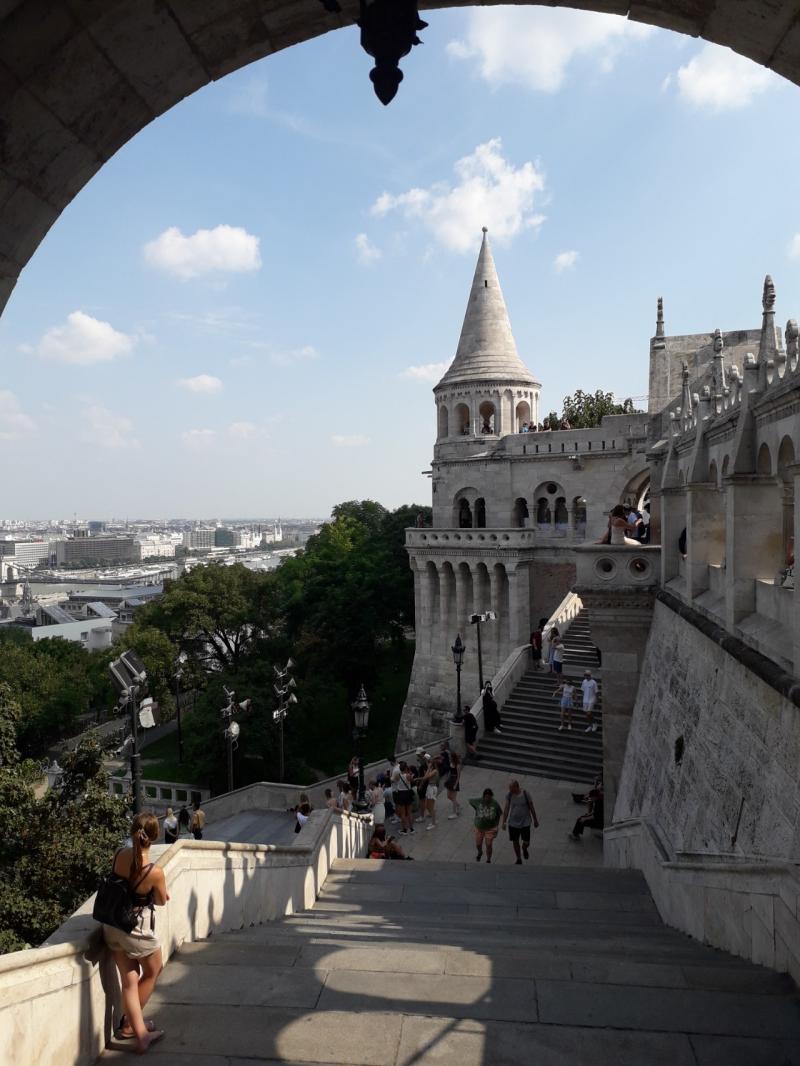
[554,496,568,527]
[454,402,471,436]
[573,495,587,532]
[1,4,799,318]
[478,400,496,434]
[437,404,449,439]
[757,442,772,476]
[453,487,480,527]
[721,454,730,480]
[708,460,718,487]
[778,435,796,565]
[515,399,531,432]
[534,479,563,529]
[474,497,487,528]
[513,496,530,528]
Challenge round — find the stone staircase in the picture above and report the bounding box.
[477,611,603,783]
[103,858,800,1065]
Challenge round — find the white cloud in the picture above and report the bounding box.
[227,421,260,440]
[355,233,382,265]
[372,139,545,253]
[178,374,223,394]
[33,311,134,366]
[554,250,579,273]
[79,404,138,449]
[401,362,451,383]
[143,225,262,280]
[331,434,370,448]
[270,344,318,367]
[674,44,778,112]
[447,8,652,93]
[789,235,800,260]
[0,391,35,440]
[181,428,217,451]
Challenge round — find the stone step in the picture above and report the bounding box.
[478,734,603,761]
[498,708,604,729]
[473,747,603,783]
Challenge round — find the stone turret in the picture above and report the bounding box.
[433,229,541,441]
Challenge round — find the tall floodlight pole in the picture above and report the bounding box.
[220,687,252,794]
[109,650,149,815]
[273,658,297,781]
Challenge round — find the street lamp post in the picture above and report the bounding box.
[469,611,497,692]
[220,687,252,794]
[273,658,297,781]
[351,684,371,810]
[108,650,150,816]
[451,634,465,722]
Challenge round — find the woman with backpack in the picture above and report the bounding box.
[501,780,540,864]
[101,813,169,1052]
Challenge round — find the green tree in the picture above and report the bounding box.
[560,389,638,429]
[0,684,129,953]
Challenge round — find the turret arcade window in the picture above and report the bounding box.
[478,401,496,434]
[455,403,470,436]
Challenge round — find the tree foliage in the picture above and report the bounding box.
[559,389,639,429]
[0,684,129,953]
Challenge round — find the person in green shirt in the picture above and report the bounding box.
[469,788,503,863]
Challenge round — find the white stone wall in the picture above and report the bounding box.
[615,599,800,860]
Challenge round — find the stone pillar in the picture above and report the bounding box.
[506,565,531,646]
[685,485,722,601]
[567,504,576,542]
[575,545,660,821]
[724,476,782,627]
[795,470,800,677]
[489,564,504,662]
[455,563,471,635]
[660,486,684,586]
[439,562,455,634]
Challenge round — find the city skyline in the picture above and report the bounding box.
[2,8,800,514]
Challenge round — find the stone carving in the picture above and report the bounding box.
[713,328,724,354]
[786,319,799,361]
[763,275,776,312]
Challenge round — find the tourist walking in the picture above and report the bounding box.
[581,671,599,732]
[422,762,439,829]
[482,682,502,734]
[469,788,503,863]
[554,680,575,731]
[367,780,386,828]
[162,807,178,845]
[530,619,546,670]
[463,705,479,759]
[190,803,205,840]
[550,635,565,675]
[546,626,560,671]
[393,762,416,835]
[177,805,190,837]
[101,813,168,1053]
[501,781,539,864]
[445,751,462,818]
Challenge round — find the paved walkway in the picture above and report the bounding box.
[198,767,602,867]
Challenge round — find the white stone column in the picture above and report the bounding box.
[506,566,530,646]
[567,504,576,541]
[685,484,722,601]
[455,563,471,634]
[660,487,684,586]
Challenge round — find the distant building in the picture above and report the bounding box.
[87,520,106,534]
[55,536,140,567]
[136,534,179,558]
[182,528,215,550]
[214,528,242,548]
[0,540,55,580]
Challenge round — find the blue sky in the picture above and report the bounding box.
[2,7,800,519]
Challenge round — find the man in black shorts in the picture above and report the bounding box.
[501,780,539,864]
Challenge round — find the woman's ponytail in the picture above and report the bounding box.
[129,813,160,880]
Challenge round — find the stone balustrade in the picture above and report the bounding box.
[574,544,661,593]
[0,801,371,1066]
[406,527,536,551]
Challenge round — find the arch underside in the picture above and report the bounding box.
[2,0,800,316]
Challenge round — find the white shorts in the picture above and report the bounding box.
[583,700,596,712]
[426,785,438,801]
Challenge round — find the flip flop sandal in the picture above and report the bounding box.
[137,1030,165,1054]
[115,1018,157,1039]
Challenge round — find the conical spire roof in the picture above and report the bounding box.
[436,228,537,389]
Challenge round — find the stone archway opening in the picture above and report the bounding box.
[1,3,800,316]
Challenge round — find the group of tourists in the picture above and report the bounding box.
[529,618,565,674]
[161,802,205,843]
[554,671,599,732]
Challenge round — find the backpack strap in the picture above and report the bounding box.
[130,863,154,893]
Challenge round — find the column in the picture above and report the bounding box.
[455,563,470,634]
[794,470,800,677]
[685,485,721,601]
[659,486,684,587]
[439,562,455,635]
[506,565,531,646]
[567,504,576,542]
[724,476,782,627]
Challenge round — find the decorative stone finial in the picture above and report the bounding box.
[763,275,776,312]
[656,296,664,338]
[786,319,798,360]
[713,328,723,354]
[482,226,488,234]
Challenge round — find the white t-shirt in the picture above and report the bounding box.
[581,678,598,705]
[553,643,564,663]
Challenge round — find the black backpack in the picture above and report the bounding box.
[92,855,153,933]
